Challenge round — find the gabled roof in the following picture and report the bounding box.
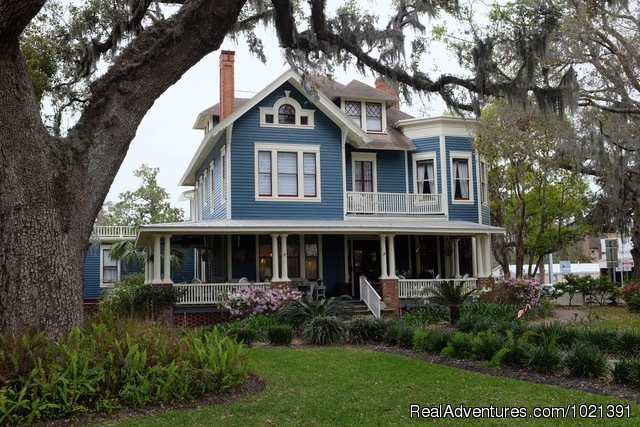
[180,70,373,186]
[341,80,399,105]
[192,98,251,129]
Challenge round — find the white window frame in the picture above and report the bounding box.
[412,152,438,195]
[221,145,227,202]
[479,158,488,206]
[259,92,315,128]
[254,143,322,201]
[450,151,474,204]
[341,99,387,133]
[202,168,209,207]
[209,160,215,209]
[351,152,377,192]
[100,245,120,288]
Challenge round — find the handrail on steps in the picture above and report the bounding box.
[359,275,381,319]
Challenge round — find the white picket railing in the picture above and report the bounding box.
[398,278,477,299]
[92,225,138,238]
[346,191,444,215]
[359,275,381,318]
[174,282,270,305]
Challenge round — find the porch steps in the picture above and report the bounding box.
[346,299,375,317]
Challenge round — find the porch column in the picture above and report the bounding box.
[271,234,280,281]
[280,234,289,281]
[483,235,492,277]
[471,236,478,277]
[163,234,172,283]
[153,234,162,283]
[388,234,397,278]
[380,234,389,279]
[452,238,460,277]
[144,246,150,283]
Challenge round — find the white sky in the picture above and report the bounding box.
[105,7,468,214]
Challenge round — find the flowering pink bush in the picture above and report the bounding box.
[480,277,541,306]
[622,283,640,301]
[224,287,302,318]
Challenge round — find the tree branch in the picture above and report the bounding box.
[0,0,45,40]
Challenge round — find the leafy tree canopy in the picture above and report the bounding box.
[102,164,183,228]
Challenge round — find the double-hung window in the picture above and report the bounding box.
[450,153,473,202]
[101,247,118,286]
[345,101,361,126]
[366,102,382,132]
[415,158,436,194]
[479,159,488,205]
[255,143,321,201]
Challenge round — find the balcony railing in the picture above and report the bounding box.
[398,278,477,299]
[174,282,270,305]
[92,225,138,238]
[346,191,444,216]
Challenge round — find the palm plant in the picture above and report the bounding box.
[277,295,353,326]
[110,240,185,271]
[429,280,476,325]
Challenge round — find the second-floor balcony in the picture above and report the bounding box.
[346,191,445,216]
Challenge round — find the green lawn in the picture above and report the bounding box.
[97,346,640,426]
[578,306,640,330]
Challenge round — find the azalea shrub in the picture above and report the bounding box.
[480,277,541,306]
[225,287,302,318]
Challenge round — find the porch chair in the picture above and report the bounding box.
[238,277,249,283]
[307,281,316,300]
[314,280,326,300]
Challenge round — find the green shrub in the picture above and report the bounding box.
[384,322,416,349]
[267,325,293,346]
[471,331,505,361]
[490,331,535,368]
[302,316,345,345]
[226,328,257,346]
[413,329,454,354]
[400,306,449,326]
[460,303,520,322]
[614,330,640,357]
[412,331,429,353]
[565,343,609,378]
[277,296,353,326]
[221,315,284,342]
[0,320,248,424]
[527,330,563,374]
[578,328,618,354]
[612,358,640,387]
[346,317,388,344]
[441,332,475,359]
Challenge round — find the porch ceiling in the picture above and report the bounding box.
[136,218,504,246]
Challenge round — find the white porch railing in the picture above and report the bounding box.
[92,225,138,238]
[359,275,381,318]
[398,278,477,299]
[346,191,444,215]
[174,282,270,305]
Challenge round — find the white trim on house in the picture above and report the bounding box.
[351,152,378,192]
[340,98,387,133]
[254,143,322,202]
[209,160,215,210]
[180,69,371,186]
[259,93,316,128]
[395,115,477,139]
[439,135,449,217]
[449,151,474,204]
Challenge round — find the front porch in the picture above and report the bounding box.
[345,191,444,216]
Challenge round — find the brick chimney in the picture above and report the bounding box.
[375,76,400,109]
[219,50,235,120]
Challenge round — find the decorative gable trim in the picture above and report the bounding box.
[259,91,315,128]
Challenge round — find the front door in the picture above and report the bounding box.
[351,239,381,298]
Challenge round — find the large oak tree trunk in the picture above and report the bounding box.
[0,0,246,336]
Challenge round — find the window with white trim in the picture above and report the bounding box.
[450,153,473,202]
[351,152,377,192]
[343,100,386,133]
[209,160,215,208]
[254,143,321,201]
[413,153,437,195]
[221,146,227,201]
[259,92,315,128]
[101,247,119,286]
[479,159,488,205]
[203,168,209,207]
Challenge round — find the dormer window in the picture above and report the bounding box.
[366,102,382,132]
[260,92,315,128]
[345,101,361,126]
[342,100,386,133]
[278,104,296,124]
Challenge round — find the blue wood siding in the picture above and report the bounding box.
[170,248,196,283]
[482,206,491,225]
[83,248,101,300]
[230,82,344,219]
[321,235,345,297]
[345,146,407,193]
[445,136,479,222]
